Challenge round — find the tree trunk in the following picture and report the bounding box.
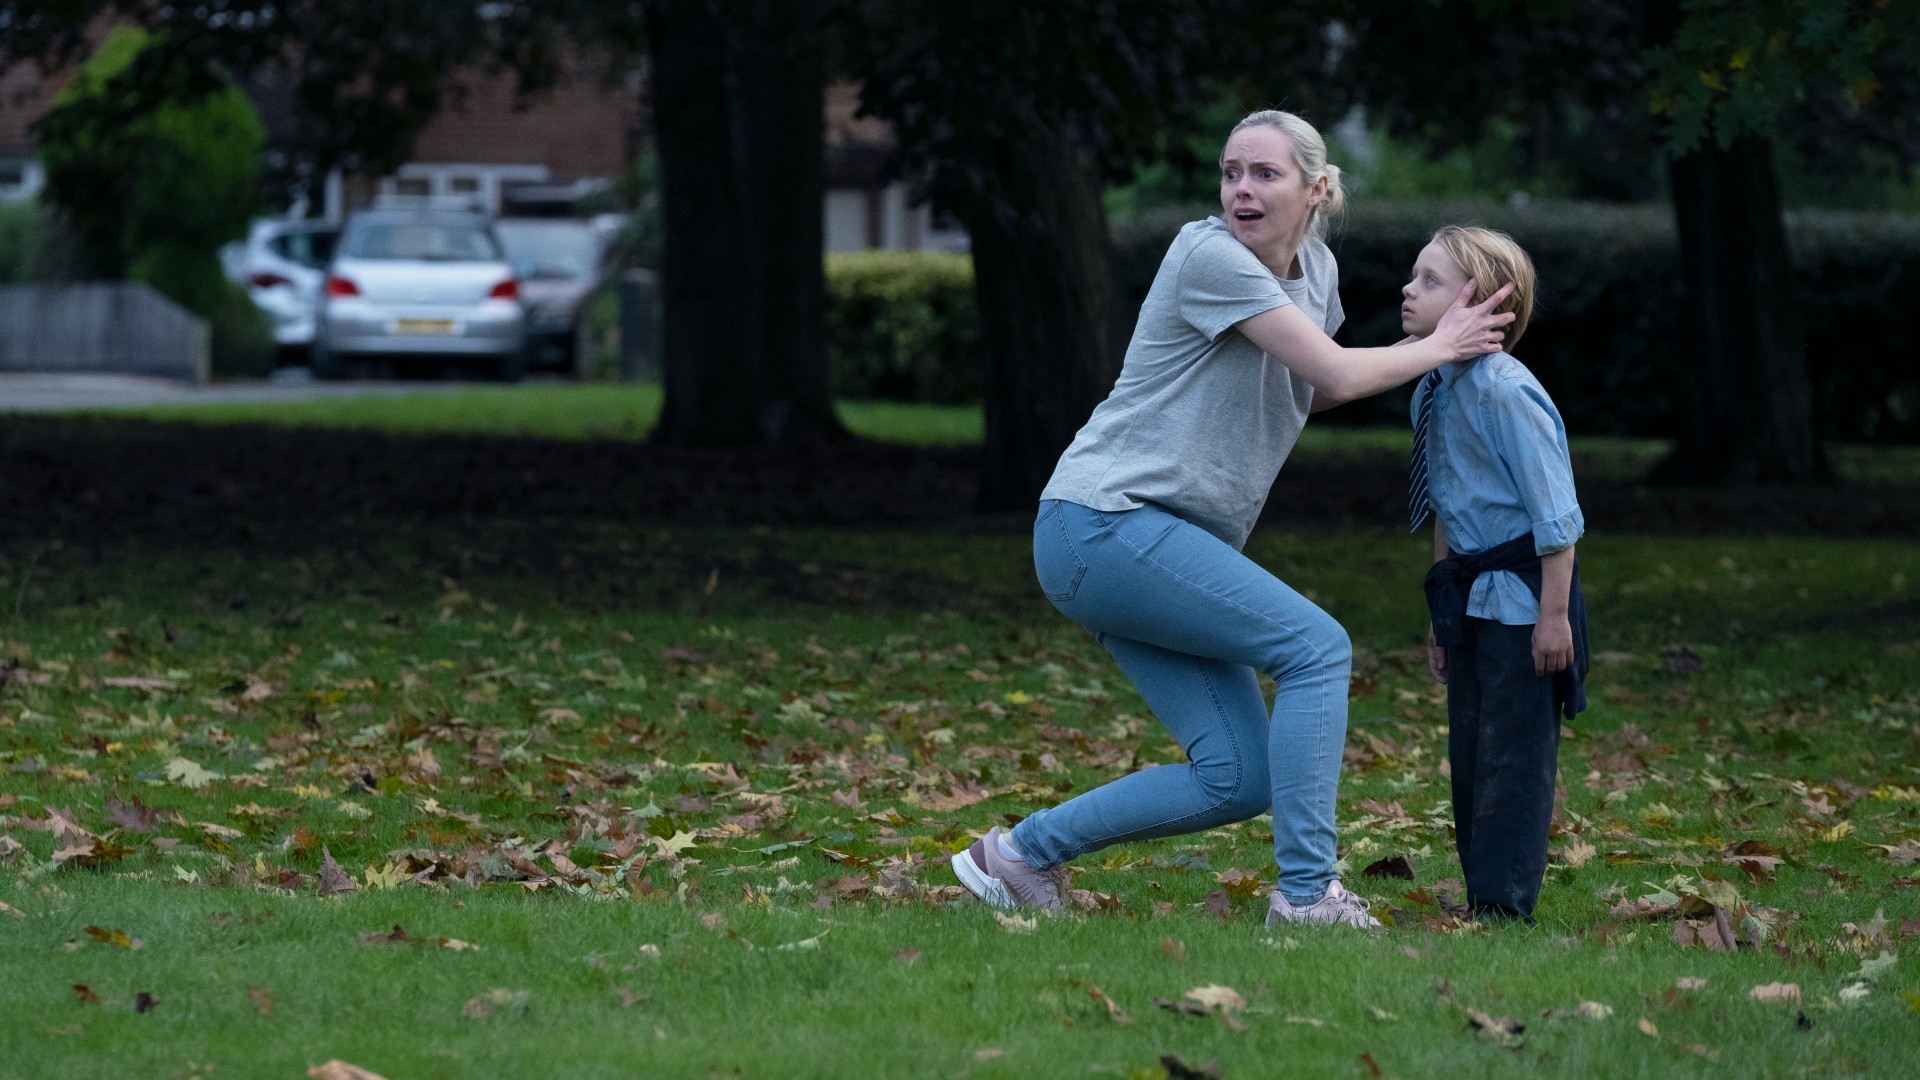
[646,0,840,447]
[1653,135,1827,484]
[965,134,1119,511]
[729,0,844,443]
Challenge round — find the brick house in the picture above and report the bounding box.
[0,52,960,250]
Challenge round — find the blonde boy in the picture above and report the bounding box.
[1402,226,1588,923]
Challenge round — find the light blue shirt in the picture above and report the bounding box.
[1412,352,1584,625]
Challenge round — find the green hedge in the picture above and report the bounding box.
[826,250,979,404]
[1115,201,1920,442]
[826,204,1920,442]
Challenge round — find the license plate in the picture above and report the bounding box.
[393,318,455,335]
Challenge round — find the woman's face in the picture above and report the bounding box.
[1219,125,1326,267]
[1402,241,1470,339]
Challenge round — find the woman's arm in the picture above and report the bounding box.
[1238,281,1514,403]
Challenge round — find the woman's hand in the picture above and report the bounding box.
[1429,281,1517,361]
[1427,625,1448,685]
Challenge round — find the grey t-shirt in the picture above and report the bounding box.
[1040,216,1344,549]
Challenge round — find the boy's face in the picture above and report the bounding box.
[1401,241,1470,339]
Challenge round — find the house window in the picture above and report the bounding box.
[394,177,431,197]
[449,177,481,194]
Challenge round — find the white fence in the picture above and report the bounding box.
[0,282,209,383]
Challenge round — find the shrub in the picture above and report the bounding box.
[130,243,274,378]
[1111,201,1920,443]
[826,251,979,403]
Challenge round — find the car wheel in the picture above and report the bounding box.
[309,339,344,380]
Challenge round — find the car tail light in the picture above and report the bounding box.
[249,271,292,289]
[325,275,360,298]
[488,278,520,300]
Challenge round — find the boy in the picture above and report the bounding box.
[1401,225,1588,924]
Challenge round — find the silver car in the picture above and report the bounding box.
[313,208,527,380]
[495,216,618,376]
[222,218,341,352]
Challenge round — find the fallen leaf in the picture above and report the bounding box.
[993,911,1036,934]
[134,991,159,1013]
[612,986,647,1008]
[1874,839,1920,864]
[1159,1055,1222,1080]
[308,1062,390,1080]
[1077,982,1131,1024]
[1360,1051,1383,1078]
[438,937,479,952]
[356,924,416,946]
[1361,855,1415,881]
[1748,982,1801,1004]
[972,1048,1004,1061]
[83,926,140,950]
[1676,977,1708,990]
[1542,1001,1612,1019]
[1466,1008,1525,1049]
[461,988,529,1019]
[165,756,219,789]
[1161,936,1187,963]
[1153,996,1210,1018]
[317,845,357,897]
[1561,841,1597,868]
[248,986,274,1016]
[1184,984,1247,1013]
[1661,647,1702,675]
[1638,1016,1659,1037]
[893,948,921,965]
[72,984,98,1005]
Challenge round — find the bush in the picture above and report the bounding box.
[130,243,274,378]
[1111,201,1920,443]
[0,200,83,285]
[826,251,979,403]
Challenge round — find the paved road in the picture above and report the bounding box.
[0,371,478,412]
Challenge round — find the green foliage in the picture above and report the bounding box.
[36,27,263,282]
[127,243,275,379]
[825,251,980,404]
[1112,201,1920,442]
[0,199,83,285]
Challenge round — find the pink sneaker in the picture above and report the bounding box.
[951,827,1065,911]
[1265,880,1381,930]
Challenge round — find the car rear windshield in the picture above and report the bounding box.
[269,229,338,268]
[343,223,503,262]
[496,222,599,280]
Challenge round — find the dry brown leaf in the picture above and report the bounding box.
[1748,982,1802,1004]
[308,1062,390,1080]
[71,984,98,1005]
[893,948,921,965]
[248,985,274,1016]
[1561,841,1597,868]
[1161,936,1187,963]
[317,845,357,897]
[1638,1016,1659,1037]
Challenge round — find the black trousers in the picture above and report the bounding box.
[1446,617,1560,922]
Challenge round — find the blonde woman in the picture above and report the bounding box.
[953,111,1515,929]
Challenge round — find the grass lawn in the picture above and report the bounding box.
[3,500,1918,1079]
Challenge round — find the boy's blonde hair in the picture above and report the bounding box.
[1430,226,1536,349]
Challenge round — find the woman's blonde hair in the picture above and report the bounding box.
[1430,225,1537,349]
[1229,109,1347,238]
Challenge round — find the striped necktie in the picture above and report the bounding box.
[1408,370,1442,533]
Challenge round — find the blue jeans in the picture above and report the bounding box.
[1009,500,1351,905]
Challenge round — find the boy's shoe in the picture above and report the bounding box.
[1265,880,1381,930]
[951,827,1066,911]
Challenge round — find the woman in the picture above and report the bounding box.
[951,110,1514,929]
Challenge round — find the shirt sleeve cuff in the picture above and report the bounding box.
[1532,506,1584,554]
